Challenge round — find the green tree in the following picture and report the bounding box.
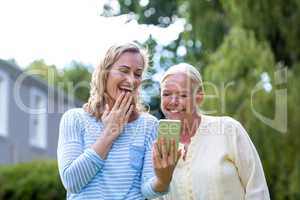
[202,27,275,116]
[61,61,92,102]
[103,0,178,27]
[187,0,228,51]
[25,59,63,84]
[222,0,300,66]
[25,60,92,102]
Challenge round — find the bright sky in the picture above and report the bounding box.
[0,0,185,69]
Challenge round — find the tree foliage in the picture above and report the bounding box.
[103,0,178,27]
[25,60,92,102]
[61,61,92,102]
[25,59,63,83]
[222,0,300,66]
[203,27,275,116]
[188,0,228,52]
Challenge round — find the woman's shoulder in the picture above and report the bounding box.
[203,114,240,126]
[62,108,85,119]
[61,107,93,124]
[201,114,244,135]
[139,112,159,123]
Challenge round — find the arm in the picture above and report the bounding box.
[92,92,133,159]
[58,93,133,193]
[57,109,105,193]
[232,121,270,200]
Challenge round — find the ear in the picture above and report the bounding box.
[195,90,204,105]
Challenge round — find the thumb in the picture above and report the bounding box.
[175,149,182,165]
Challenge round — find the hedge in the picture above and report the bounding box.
[0,160,65,200]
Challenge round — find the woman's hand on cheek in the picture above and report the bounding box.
[101,92,133,141]
[152,138,182,193]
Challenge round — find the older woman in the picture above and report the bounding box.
[158,63,270,200]
[57,42,177,200]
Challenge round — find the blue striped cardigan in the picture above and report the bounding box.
[57,108,166,200]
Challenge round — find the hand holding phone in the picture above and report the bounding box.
[153,119,182,191]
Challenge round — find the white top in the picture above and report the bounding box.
[157,115,270,200]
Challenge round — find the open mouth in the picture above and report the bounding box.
[118,87,137,106]
[170,110,180,113]
[167,108,185,113]
[119,86,134,93]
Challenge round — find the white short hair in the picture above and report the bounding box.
[160,63,204,92]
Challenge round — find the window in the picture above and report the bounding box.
[29,88,47,149]
[0,70,9,137]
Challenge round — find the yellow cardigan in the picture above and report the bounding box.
[157,115,270,200]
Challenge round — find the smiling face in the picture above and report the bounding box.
[105,51,144,106]
[161,73,202,120]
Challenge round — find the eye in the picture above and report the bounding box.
[119,68,129,73]
[180,94,187,98]
[162,93,170,96]
[135,73,142,78]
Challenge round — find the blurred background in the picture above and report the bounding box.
[0,0,299,199]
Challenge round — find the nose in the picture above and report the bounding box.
[169,95,179,105]
[125,73,136,88]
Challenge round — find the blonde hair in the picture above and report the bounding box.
[160,63,204,93]
[83,42,149,120]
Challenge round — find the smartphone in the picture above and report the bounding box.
[158,119,181,151]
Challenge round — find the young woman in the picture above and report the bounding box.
[57,42,177,200]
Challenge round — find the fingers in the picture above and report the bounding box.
[160,138,168,167]
[124,105,133,123]
[120,93,133,122]
[152,142,162,168]
[101,104,110,124]
[112,92,126,110]
[123,94,133,114]
[167,139,179,166]
[175,149,182,165]
[169,139,175,164]
[159,138,181,166]
[113,92,132,113]
[119,92,128,109]
[173,139,177,164]
[102,104,110,117]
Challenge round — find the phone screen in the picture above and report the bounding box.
[158,119,181,151]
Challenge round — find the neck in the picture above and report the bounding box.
[128,110,139,122]
[104,93,115,109]
[180,112,201,144]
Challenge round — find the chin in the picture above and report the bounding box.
[164,112,182,120]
